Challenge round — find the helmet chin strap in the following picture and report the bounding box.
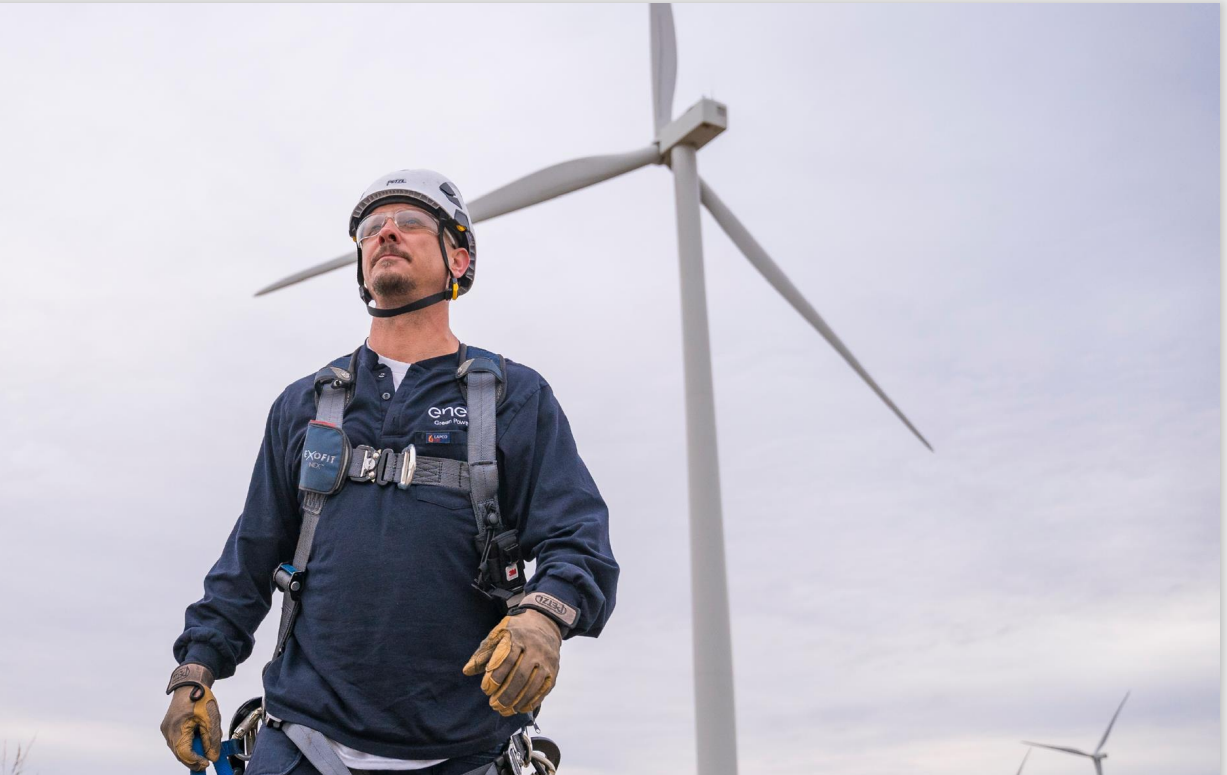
[364,230,458,319]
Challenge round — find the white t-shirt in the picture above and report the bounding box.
[373,350,413,391]
[327,345,440,770]
[325,738,445,771]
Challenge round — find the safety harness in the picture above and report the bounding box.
[272,343,528,657]
[204,345,566,775]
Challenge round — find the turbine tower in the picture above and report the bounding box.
[1023,692,1131,775]
[257,6,933,774]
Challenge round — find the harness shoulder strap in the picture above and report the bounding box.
[458,345,524,608]
[457,343,507,406]
[273,348,359,658]
[458,345,504,528]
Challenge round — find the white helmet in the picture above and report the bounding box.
[349,169,477,313]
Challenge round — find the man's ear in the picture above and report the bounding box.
[449,247,471,280]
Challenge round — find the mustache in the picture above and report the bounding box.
[371,245,412,263]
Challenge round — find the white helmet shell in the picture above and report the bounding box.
[350,169,477,297]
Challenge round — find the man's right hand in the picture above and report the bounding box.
[160,664,221,771]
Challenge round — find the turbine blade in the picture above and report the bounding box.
[1095,691,1130,754]
[649,3,677,134]
[254,250,356,297]
[699,178,934,452]
[1015,748,1030,775]
[467,145,661,224]
[1022,741,1093,758]
[256,146,661,296]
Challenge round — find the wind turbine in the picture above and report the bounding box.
[257,6,933,774]
[1023,692,1131,775]
[1015,747,1031,775]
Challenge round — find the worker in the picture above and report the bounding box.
[160,169,619,775]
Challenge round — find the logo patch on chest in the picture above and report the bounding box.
[426,405,468,427]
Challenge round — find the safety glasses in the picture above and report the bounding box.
[355,207,441,244]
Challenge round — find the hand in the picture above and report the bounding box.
[160,664,221,771]
[463,610,561,717]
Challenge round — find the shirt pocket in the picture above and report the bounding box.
[410,485,480,567]
[413,484,472,513]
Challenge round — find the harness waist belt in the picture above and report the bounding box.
[347,444,470,491]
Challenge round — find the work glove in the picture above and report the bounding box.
[463,609,562,717]
[160,663,221,771]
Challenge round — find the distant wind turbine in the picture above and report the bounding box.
[257,6,933,774]
[1023,692,1131,775]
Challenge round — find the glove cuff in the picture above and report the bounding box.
[166,663,215,695]
[510,591,578,634]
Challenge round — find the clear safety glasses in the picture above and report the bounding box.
[355,207,441,244]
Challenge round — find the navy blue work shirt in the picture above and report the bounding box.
[174,343,619,760]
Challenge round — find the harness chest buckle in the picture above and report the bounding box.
[355,446,382,482]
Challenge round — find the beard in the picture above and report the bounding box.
[367,249,419,303]
[370,269,416,301]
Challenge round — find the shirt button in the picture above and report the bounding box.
[377,372,386,379]
[382,392,391,400]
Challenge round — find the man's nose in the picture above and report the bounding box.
[377,220,400,243]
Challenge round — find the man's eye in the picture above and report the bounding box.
[360,216,387,238]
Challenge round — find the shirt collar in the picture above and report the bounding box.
[359,340,462,374]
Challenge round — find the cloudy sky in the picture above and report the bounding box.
[0,4,1218,775]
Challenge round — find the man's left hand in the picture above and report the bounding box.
[463,610,561,717]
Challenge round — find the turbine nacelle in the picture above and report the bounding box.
[656,97,728,160]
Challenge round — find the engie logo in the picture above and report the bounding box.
[303,449,337,469]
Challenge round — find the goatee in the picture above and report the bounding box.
[371,272,417,302]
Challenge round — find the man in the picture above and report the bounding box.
[161,170,619,775]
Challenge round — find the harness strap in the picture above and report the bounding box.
[347,446,470,491]
[279,723,502,775]
[460,347,525,609]
[274,350,358,658]
[466,369,501,534]
[281,723,353,775]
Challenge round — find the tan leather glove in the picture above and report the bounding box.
[463,609,562,717]
[160,664,221,771]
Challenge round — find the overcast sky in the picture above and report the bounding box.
[0,4,1218,775]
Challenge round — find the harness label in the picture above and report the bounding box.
[299,421,349,495]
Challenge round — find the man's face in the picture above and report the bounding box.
[360,202,468,304]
